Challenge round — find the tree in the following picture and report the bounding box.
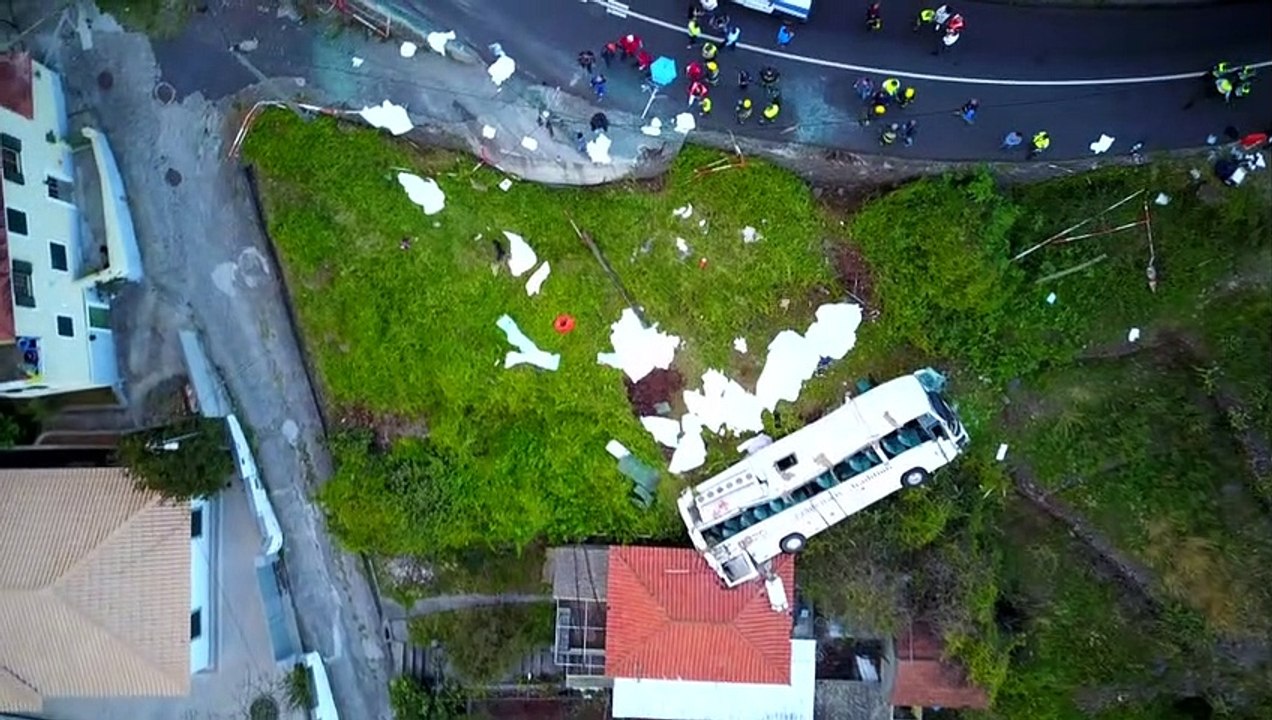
[117,417,234,501]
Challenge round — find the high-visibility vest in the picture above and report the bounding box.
[882,78,900,95]
[763,103,780,119]
[703,43,718,60]
[701,97,713,113]
[1032,132,1050,150]
[919,8,936,22]
[688,20,701,37]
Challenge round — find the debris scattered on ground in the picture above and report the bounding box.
[674,112,696,134]
[1046,291,1058,305]
[641,118,663,136]
[587,133,613,164]
[525,262,551,296]
[606,440,630,459]
[672,204,693,219]
[503,231,537,276]
[235,38,259,52]
[1206,134,1218,145]
[498,178,513,192]
[400,41,418,58]
[669,414,707,474]
[996,443,1009,462]
[597,308,682,382]
[641,416,682,448]
[496,314,560,371]
[482,125,497,139]
[351,56,364,68]
[1127,327,1141,343]
[738,434,773,456]
[741,226,762,244]
[755,303,862,412]
[426,30,456,55]
[358,100,413,136]
[684,369,767,435]
[675,237,691,259]
[779,298,791,310]
[1154,192,1170,206]
[520,136,539,152]
[733,337,748,354]
[1089,134,1115,155]
[488,54,516,87]
[396,173,445,215]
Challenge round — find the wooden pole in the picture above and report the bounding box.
[1034,254,1109,284]
[565,213,650,327]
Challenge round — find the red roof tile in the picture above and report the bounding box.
[604,546,794,685]
[891,623,989,710]
[0,52,34,121]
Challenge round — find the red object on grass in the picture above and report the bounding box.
[1239,132,1268,150]
[554,314,576,334]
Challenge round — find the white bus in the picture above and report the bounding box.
[704,0,811,22]
[677,369,968,587]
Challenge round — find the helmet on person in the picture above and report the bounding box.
[741,98,753,108]
[1032,131,1050,149]
[763,102,780,118]
[1217,77,1234,95]
[947,14,964,32]
[1211,61,1230,77]
[706,61,719,74]
[882,78,901,95]
[702,42,718,59]
[902,87,916,101]
[873,103,887,116]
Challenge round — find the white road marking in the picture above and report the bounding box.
[585,0,1272,86]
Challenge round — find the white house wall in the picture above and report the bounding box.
[190,497,215,673]
[227,413,283,558]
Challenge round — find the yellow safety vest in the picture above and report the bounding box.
[701,97,713,113]
[763,104,780,119]
[688,21,701,37]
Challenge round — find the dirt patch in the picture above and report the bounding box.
[336,405,429,449]
[624,368,684,417]
[829,239,877,315]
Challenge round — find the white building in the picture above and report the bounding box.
[0,51,142,398]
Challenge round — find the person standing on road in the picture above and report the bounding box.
[760,98,781,124]
[706,60,721,86]
[958,98,979,123]
[637,50,654,75]
[1029,130,1051,158]
[865,3,883,31]
[687,60,705,83]
[591,74,607,100]
[854,76,874,101]
[601,42,618,67]
[902,119,918,146]
[880,122,899,146]
[736,97,754,123]
[687,18,703,48]
[898,86,917,107]
[620,33,642,60]
[1001,130,1024,150]
[777,24,795,47]
[700,96,714,117]
[913,7,936,31]
[590,112,610,133]
[688,80,709,106]
[882,77,901,99]
[760,66,781,95]
[725,25,742,50]
[703,41,719,61]
[738,68,753,91]
[578,50,596,74]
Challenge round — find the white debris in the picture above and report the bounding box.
[399,41,418,58]
[488,54,516,87]
[641,118,663,136]
[1089,134,1115,155]
[1154,192,1170,206]
[586,133,613,164]
[754,303,862,413]
[235,38,259,52]
[358,100,413,136]
[698,219,707,228]
[733,337,748,354]
[741,226,762,244]
[596,308,681,383]
[675,237,691,257]
[496,314,560,371]
[672,204,693,220]
[669,414,707,474]
[396,173,445,215]
[737,434,773,456]
[996,443,1009,462]
[521,136,539,152]
[351,56,364,68]
[482,125,497,139]
[641,416,682,448]
[426,30,456,55]
[1206,134,1218,145]
[803,303,863,362]
[683,369,766,436]
[1127,327,1141,343]
[498,178,513,192]
[1045,292,1057,305]
[525,262,551,296]
[606,440,631,459]
[503,231,538,277]
[674,112,696,134]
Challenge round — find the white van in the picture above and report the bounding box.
[677,369,968,587]
[729,0,811,21]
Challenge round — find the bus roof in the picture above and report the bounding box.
[685,373,935,527]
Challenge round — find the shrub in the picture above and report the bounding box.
[116,417,234,501]
[409,604,554,683]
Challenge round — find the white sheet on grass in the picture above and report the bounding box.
[755,303,862,412]
[641,416,682,448]
[596,308,681,383]
[587,133,613,164]
[525,262,551,296]
[488,54,516,86]
[504,231,538,277]
[426,30,456,55]
[668,414,707,474]
[496,315,559,371]
[358,100,413,136]
[683,369,765,436]
[396,173,445,215]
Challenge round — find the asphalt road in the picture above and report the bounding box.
[399,0,1272,160]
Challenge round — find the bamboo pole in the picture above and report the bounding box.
[1034,254,1109,284]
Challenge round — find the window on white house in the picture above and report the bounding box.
[5,207,27,235]
[191,507,203,538]
[56,316,74,338]
[1,134,23,185]
[11,260,34,308]
[190,609,202,640]
[45,175,73,201]
[49,242,69,272]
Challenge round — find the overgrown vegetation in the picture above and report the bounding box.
[248,108,1272,711]
[116,417,234,500]
[95,0,191,37]
[389,676,466,720]
[408,605,555,683]
[282,663,315,713]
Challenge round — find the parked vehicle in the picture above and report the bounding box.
[728,0,811,22]
[677,368,968,587]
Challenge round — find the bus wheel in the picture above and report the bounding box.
[901,468,930,488]
[779,533,807,554]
